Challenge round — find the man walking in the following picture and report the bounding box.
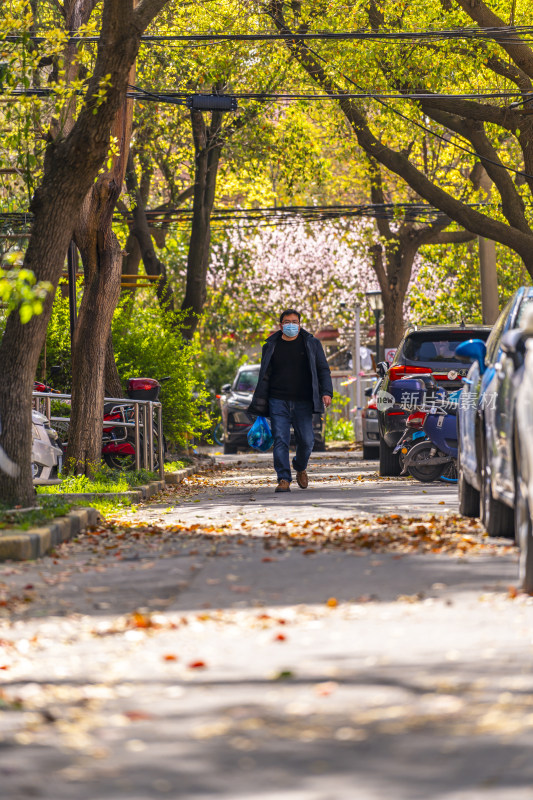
[248,309,333,492]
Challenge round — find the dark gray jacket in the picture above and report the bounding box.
[248,328,333,417]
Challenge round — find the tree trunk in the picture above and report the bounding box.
[369,242,412,348]
[180,109,223,339]
[66,60,135,475]
[66,185,123,474]
[125,152,175,310]
[104,333,124,398]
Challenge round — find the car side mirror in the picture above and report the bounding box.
[364,386,373,397]
[455,339,487,375]
[376,361,388,378]
[501,329,526,369]
[221,384,231,393]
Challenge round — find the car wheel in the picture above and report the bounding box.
[480,443,514,538]
[313,439,326,452]
[378,437,401,477]
[363,444,378,460]
[223,442,238,454]
[458,450,479,518]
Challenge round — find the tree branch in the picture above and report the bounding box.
[420,104,531,231]
[425,230,477,245]
[265,1,533,272]
[454,0,533,81]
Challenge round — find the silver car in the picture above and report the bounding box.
[514,308,533,592]
[32,410,63,484]
[362,379,381,460]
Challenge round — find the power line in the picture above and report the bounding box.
[5,26,533,44]
[1,86,527,103]
[117,202,489,224]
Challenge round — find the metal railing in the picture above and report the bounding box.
[32,392,165,480]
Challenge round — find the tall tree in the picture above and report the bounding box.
[0,0,173,504]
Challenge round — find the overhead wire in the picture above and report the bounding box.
[5,26,533,43]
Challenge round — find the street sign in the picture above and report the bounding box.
[385,347,397,364]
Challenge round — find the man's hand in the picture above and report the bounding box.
[323,395,332,408]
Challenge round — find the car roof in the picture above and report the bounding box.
[405,324,492,333]
[238,364,260,371]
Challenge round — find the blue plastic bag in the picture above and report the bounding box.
[247,416,273,452]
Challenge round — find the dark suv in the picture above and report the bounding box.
[377,324,492,476]
[220,364,326,454]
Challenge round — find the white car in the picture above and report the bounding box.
[362,378,381,460]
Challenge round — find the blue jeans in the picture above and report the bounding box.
[269,398,314,482]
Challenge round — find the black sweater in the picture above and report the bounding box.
[268,334,313,402]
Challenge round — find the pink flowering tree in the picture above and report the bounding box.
[206,221,377,344]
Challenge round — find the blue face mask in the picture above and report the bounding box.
[282,322,299,338]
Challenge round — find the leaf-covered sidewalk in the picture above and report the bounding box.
[0,456,529,799]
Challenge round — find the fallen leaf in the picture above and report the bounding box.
[124,710,154,721]
[326,597,338,608]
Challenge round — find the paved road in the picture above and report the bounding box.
[1,452,530,800]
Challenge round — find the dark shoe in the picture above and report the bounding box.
[296,470,308,489]
[275,479,291,493]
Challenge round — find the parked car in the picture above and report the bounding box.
[514,308,533,590]
[32,410,63,484]
[219,364,326,455]
[456,287,533,537]
[362,378,381,460]
[376,324,492,476]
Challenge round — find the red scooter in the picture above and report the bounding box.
[102,377,169,470]
[34,375,168,470]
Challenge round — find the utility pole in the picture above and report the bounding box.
[478,236,499,324]
[477,168,499,324]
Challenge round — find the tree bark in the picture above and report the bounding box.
[104,333,123,398]
[0,0,171,504]
[180,108,223,339]
[67,180,123,474]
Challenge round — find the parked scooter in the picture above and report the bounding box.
[101,377,169,470]
[34,374,168,471]
[393,388,461,482]
[32,410,63,483]
[393,409,427,472]
[400,402,459,483]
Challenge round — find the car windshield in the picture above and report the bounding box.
[403,331,490,364]
[234,370,259,393]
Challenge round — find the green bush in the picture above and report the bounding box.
[325,392,354,441]
[42,291,209,448]
[199,345,247,397]
[112,298,209,447]
[38,288,75,392]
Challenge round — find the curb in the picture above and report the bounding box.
[0,507,102,562]
[0,458,216,562]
